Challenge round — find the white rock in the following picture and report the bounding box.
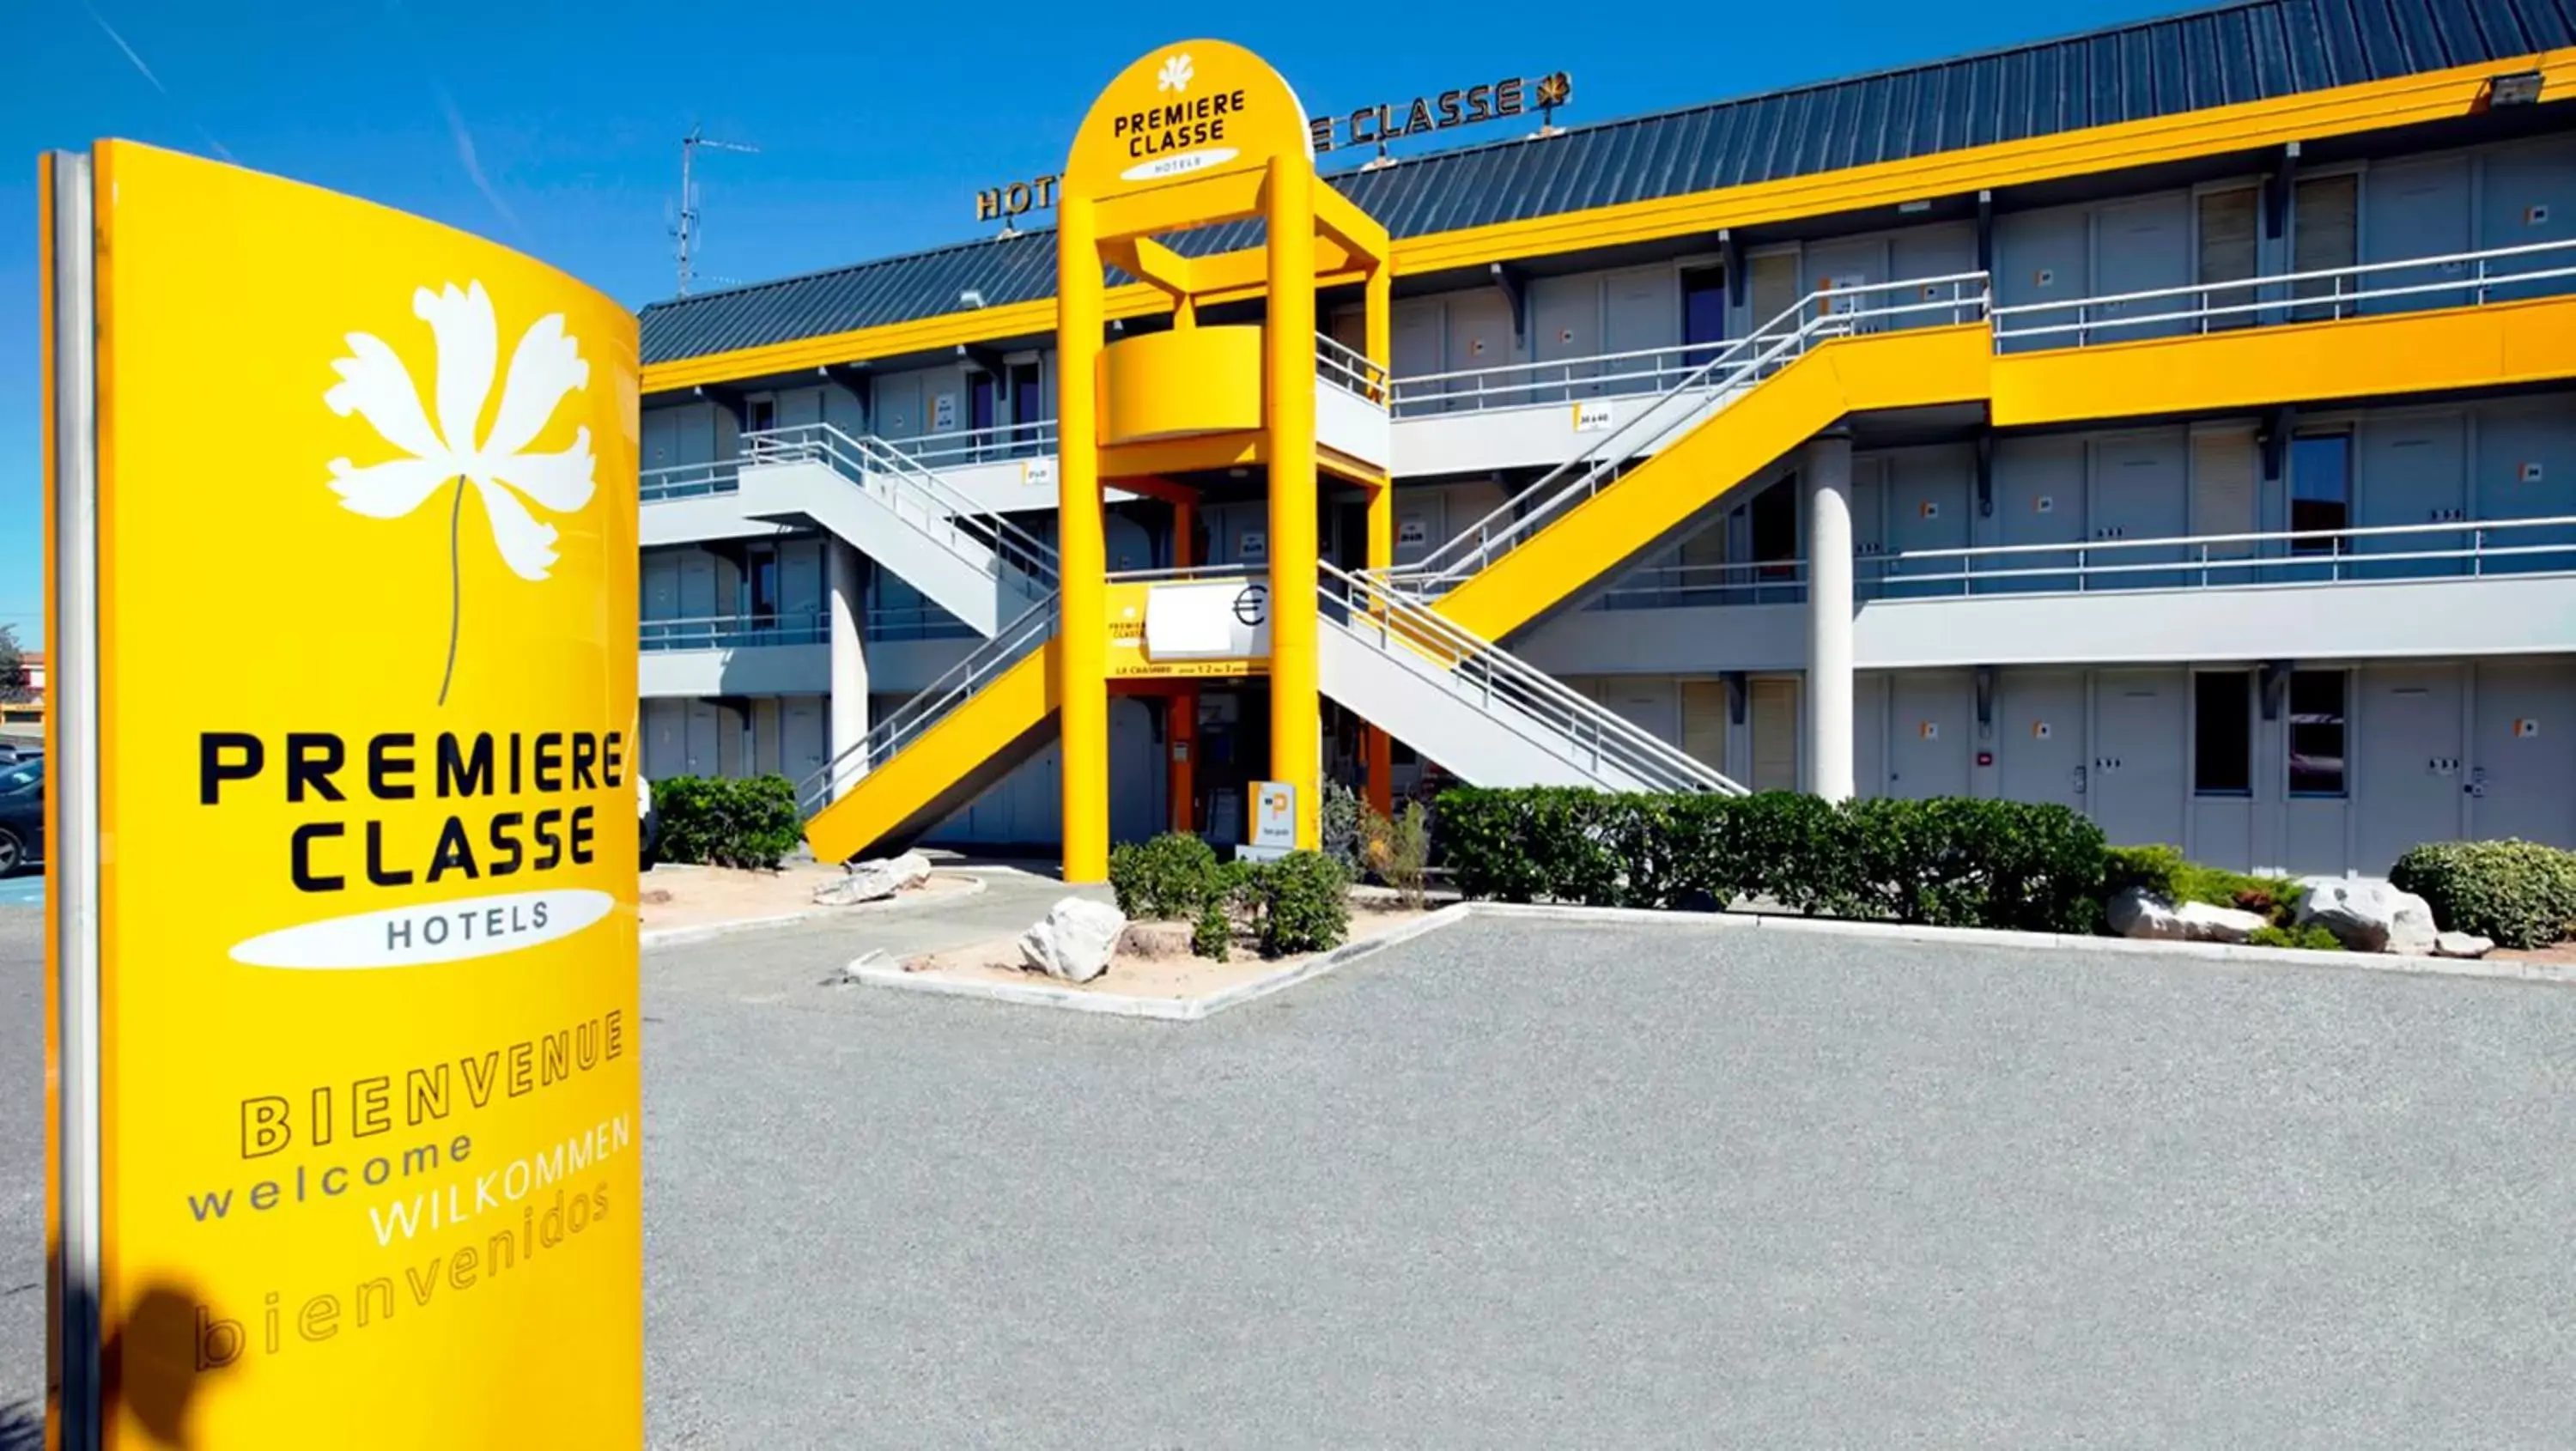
[2106,886,2268,944]
[1018,897,1127,983]
[2295,877,2440,956]
[814,851,934,906]
[2433,931,2495,960]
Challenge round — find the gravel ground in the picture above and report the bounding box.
[637,908,2576,1449]
[1,909,42,1448]
[10,893,2576,1448]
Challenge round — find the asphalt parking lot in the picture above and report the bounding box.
[9,897,2576,1448]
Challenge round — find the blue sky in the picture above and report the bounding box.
[0,0,2186,638]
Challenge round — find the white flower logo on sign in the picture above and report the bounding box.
[325,281,596,705]
[1157,52,1194,94]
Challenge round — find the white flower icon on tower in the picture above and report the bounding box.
[1158,52,1194,94]
[325,280,597,705]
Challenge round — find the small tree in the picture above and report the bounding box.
[1363,802,1432,909]
[0,626,27,705]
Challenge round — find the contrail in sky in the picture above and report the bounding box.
[432,82,522,230]
[82,3,238,161]
[386,0,522,234]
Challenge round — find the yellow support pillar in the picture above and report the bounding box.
[1263,155,1321,850]
[1364,261,1392,406]
[1361,262,1395,817]
[1055,193,1109,883]
[1170,494,1198,835]
[1364,479,1395,819]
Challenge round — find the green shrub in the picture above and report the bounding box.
[2105,842,2302,926]
[2248,924,2345,951]
[652,774,803,870]
[2390,839,2576,950]
[2103,843,2190,900]
[1108,832,1223,920]
[1242,849,1351,957]
[1435,787,1549,903]
[1432,787,2104,934]
[1362,801,1433,908]
[1191,898,1233,961]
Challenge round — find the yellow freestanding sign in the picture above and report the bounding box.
[44,142,641,1448]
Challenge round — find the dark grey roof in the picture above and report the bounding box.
[641,0,2576,366]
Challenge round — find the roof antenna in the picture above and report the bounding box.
[672,124,759,297]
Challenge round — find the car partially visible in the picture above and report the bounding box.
[0,756,42,876]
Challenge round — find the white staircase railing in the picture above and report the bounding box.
[1319,562,1743,796]
[1390,273,1990,598]
[744,422,1059,589]
[796,592,1059,816]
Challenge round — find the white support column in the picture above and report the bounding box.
[826,538,871,798]
[1805,432,1856,802]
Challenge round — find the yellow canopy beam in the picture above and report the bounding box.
[1313,183,1392,272]
[1095,170,1267,246]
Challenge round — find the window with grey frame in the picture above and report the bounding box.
[2289,173,2360,321]
[2196,186,2260,331]
[2288,433,2351,560]
[2287,670,2347,798]
[2192,671,2253,796]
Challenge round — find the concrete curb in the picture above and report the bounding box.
[840,902,1475,1021]
[1470,901,2576,985]
[640,872,988,950]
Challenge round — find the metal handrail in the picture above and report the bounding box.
[1316,331,1390,404]
[1991,238,2576,344]
[1388,278,1989,416]
[1394,273,1993,592]
[640,610,829,651]
[1871,513,2576,592]
[1318,562,1743,797]
[1589,517,2576,608]
[641,458,740,502]
[887,417,1060,469]
[797,591,1060,815]
[1597,559,1811,607]
[744,422,1059,586]
[865,602,982,641]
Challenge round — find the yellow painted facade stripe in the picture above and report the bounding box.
[1988,292,2576,425]
[642,50,2573,394]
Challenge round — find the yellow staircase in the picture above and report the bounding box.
[1431,325,1990,641]
[800,611,1060,865]
[1407,284,2576,643]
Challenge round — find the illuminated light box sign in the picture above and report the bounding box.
[45,141,641,1448]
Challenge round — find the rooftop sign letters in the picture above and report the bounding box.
[1309,71,1571,153]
